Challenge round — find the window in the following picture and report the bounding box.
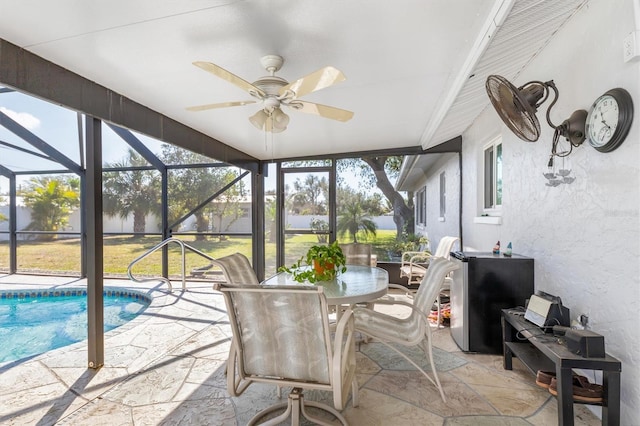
[416,187,426,226]
[439,172,446,218]
[484,138,502,210]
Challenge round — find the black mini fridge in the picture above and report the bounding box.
[449,251,534,354]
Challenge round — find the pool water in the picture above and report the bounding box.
[0,290,149,363]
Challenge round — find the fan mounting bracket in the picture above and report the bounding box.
[261,55,284,73]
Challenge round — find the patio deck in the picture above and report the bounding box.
[0,274,601,425]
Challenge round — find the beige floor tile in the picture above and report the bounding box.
[0,277,610,425]
[133,397,237,425]
[0,361,60,395]
[431,327,462,353]
[102,355,195,406]
[56,398,133,425]
[365,370,497,417]
[51,366,131,401]
[0,381,88,426]
[168,325,231,360]
[344,388,443,426]
[527,398,602,425]
[182,357,228,389]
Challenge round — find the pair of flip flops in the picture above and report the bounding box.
[536,370,603,403]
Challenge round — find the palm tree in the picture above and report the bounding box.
[0,195,7,223]
[337,156,412,240]
[161,144,241,241]
[21,175,80,240]
[292,175,328,214]
[337,202,377,243]
[103,149,160,235]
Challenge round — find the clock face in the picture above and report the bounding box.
[586,95,619,147]
[585,88,633,153]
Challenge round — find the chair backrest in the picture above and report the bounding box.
[433,236,460,259]
[211,252,259,285]
[339,243,372,266]
[409,257,460,338]
[219,284,333,384]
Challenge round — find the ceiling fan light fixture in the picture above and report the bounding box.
[272,107,290,128]
[265,117,286,133]
[249,109,269,130]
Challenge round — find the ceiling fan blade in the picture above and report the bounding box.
[293,101,354,122]
[279,66,346,98]
[193,61,266,97]
[186,100,256,112]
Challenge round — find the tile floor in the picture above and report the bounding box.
[0,274,602,425]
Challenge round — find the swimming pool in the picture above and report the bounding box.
[0,288,151,363]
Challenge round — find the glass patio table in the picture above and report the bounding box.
[261,265,389,306]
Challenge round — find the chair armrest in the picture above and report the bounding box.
[387,283,413,295]
[401,251,431,265]
[401,251,425,262]
[361,297,432,320]
[409,253,431,264]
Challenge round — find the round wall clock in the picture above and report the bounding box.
[586,88,634,153]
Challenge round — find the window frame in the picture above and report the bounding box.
[416,186,426,226]
[483,137,502,212]
[439,171,446,219]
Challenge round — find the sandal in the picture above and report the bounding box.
[548,376,603,403]
[535,370,585,389]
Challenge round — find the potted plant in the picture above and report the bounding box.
[278,241,347,283]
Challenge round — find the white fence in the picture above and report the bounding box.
[0,207,397,240]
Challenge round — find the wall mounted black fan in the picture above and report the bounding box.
[485,75,586,156]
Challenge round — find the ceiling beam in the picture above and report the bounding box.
[0,164,13,177]
[0,38,259,173]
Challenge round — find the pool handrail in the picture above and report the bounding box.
[127,237,216,291]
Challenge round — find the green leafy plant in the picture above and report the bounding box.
[278,241,347,283]
[387,233,429,258]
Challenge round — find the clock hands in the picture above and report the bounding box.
[598,124,612,142]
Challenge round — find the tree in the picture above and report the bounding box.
[209,170,246,240]
[338,156,412,240]
[21,175,80,240]
[161,144,242,241]
[337,202,377,243]
[291,175,328,214]
[0,195,6,223]
[337,186,387,216]
[264,195,277,243]
[103,149,160,235]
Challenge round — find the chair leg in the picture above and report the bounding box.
[249,387,348,426]
[363,335,446,403]
[420,339,446,403]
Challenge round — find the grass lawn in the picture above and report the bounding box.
[0,230,401,278]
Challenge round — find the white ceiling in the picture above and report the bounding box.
[0,0,586,161]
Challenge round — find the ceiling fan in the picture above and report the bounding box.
[186,55,354,133]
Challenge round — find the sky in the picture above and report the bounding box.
[0,88,184,194]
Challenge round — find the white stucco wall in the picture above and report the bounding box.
[461,1,640,421]
[415,152,461,252]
